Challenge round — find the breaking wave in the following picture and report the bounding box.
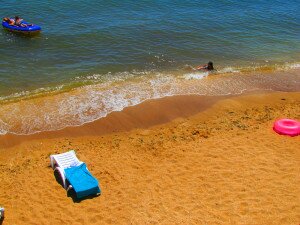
[0,63,299,135]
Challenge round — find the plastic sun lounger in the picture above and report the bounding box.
[50,150,101,199]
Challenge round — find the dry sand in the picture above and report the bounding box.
[0,91,299,225]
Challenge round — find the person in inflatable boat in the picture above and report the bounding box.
[2,17,14,25]
[14,16,33,27]
[14,16,24,26]
[3,16,32,27]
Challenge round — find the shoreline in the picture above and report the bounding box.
[0,67,299,137]
[0,94,223,148]
[0,89,286,149]
[0,88,298,149]
[0,90,299,224]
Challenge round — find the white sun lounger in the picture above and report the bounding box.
[50,150,101,199]
[50,150,83,189]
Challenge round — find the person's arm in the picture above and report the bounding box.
[196,64,207,70]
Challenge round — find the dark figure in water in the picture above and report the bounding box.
[2,16,27,27]
[14,16,24,26]
[197,61,214,71]
[14,16,32,27]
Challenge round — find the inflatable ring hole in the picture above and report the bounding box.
[281,120,298,128]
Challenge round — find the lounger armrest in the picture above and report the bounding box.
[50,155,56,169]
[54,167,67,189]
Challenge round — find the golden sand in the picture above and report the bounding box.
[0,91,299,224]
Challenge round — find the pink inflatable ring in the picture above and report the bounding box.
[273,119,300,137]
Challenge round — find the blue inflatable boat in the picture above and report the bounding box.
[2,20,41,35]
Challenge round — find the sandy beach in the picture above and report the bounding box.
[0,91,299,224]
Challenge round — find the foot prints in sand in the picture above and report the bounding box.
[0,92,299,224]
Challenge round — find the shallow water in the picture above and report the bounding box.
[0,0,299,134]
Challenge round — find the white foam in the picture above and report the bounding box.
[0,67,299,136]
[219,67,240,73]
[183,71,209,80]
[288,63,300,69]
[0,119,9,135]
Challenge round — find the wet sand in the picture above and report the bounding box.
[0,91,299,224]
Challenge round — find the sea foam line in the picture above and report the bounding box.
[0,64,299,136]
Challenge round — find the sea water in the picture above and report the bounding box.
[0,0,299,134]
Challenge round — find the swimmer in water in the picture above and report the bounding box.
[196,61,214,71]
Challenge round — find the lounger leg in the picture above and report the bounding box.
[66,185,73,192]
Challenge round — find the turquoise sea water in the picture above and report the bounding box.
[0,0,299,134]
